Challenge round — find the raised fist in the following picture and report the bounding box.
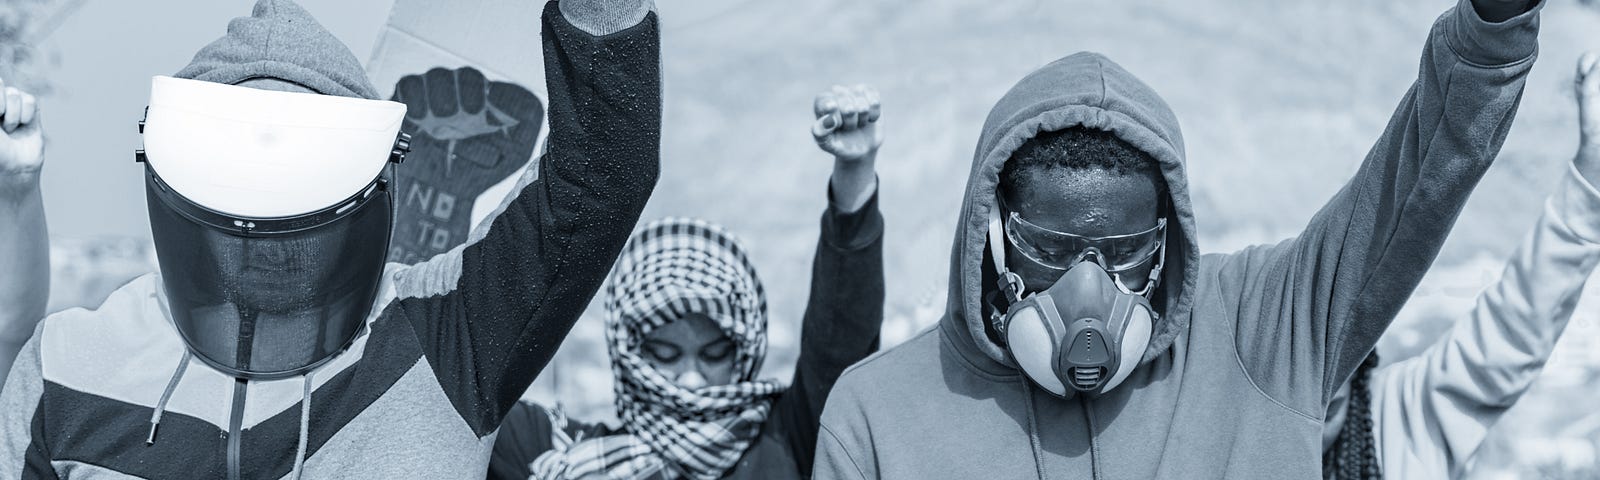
[0,77,43,194]
[812,84,883,163]
[1576,52,1599,186]
[389,66,545,264]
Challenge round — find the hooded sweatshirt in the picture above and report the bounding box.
[0,1,660,478]
[814,1,1542,479]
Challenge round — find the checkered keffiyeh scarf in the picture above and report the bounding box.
[530,218,782,480]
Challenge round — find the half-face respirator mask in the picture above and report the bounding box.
[986,204,1165,398]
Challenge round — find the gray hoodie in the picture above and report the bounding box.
[814,1,1542,478]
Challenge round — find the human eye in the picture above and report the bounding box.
[700,339,735,363]
[642,340,683,363]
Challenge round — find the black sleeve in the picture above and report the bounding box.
[393,2,661,437]
[488,401,558,480]
[766,183,885,477]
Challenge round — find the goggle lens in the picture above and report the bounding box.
[1003,212,1165,273]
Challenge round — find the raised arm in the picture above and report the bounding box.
[764,85,887,475]
[1370,51,1600,479]
[1225,0,1544,404]
[0,81,47,387]
[388,0,661,437]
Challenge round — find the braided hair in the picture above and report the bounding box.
[1324,353,1382,480]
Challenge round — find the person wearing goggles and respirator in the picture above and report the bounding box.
[813,1,1543,479]
[1322,52,1600,480]
[489,85,887,480]
[991,189,1169,396]
[0,0,663,478]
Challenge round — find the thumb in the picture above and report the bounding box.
[16,109,40,135]
[811,111,840,140]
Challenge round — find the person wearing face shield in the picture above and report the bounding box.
[1321,53,1600,480]
[487,85,887,480]
[813,1,1544,479]
[0,0,663,478]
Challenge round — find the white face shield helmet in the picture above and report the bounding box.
[137,76,411,379]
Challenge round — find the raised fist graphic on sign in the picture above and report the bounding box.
[390,66,545,264]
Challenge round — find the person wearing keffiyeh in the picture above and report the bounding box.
[489,85,888,480]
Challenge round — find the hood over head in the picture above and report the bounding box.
[175,0,378,99]
[946,52,1200,368]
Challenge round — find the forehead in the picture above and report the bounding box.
[1002,167,1162,236]
[643,312,730,346]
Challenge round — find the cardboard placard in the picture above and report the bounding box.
[366,0,550,265]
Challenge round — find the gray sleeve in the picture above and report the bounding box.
[814,423,875,480]
[557,0,656,36]
[812,376,880,480]
[1223,0,1543,414]
[0,322,48,478]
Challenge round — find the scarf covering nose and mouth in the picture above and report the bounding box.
[531,218,782,480]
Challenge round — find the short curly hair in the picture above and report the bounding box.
[999,126,1164,200]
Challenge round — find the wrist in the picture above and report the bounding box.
[1578,143,1600,188]
[0,170,41,201]
[1469,0,1531,23]
[1562,160,1600,244]
[830,153,878,213]
[832,147,877,173]
[831,152,877,188]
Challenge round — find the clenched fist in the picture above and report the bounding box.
[812,84,883,163]
[0,77,42,196]
[389,66,545,264]
[1576,52,1599,187]
[813,84,882,212]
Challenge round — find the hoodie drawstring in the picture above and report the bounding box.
[291,370,314,480]
[145,351,314,480]
[147,350,192,445]
[141,349,316,480]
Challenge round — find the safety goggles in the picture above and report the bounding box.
[1003,211,1165,274]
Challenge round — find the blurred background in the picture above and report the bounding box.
[7,0,1600,477]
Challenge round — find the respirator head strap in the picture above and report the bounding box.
[1120,239,1167,301]
[988,204,1025,336]
[988,270,1024,337]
